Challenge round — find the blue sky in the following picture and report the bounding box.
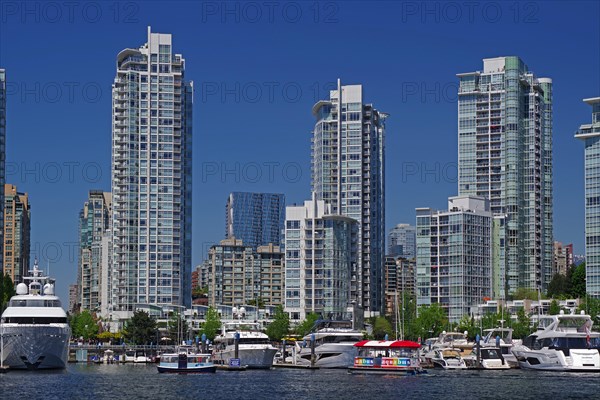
[1,1,599,302]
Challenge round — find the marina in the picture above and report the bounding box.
[1,363,599,400]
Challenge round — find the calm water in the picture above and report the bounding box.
[0,364,598,400]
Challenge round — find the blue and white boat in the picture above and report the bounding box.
[157,346,216,373]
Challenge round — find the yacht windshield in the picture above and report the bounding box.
[9,299,62,308]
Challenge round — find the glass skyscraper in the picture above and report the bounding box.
[575,97,600,297]
[457,57,553,296]
[388,223,416,259]
[225,192,285,249]
[111,27,193,317]
[311,80,386,316]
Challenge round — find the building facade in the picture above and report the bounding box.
[256,244,284,306]
[388,224,416,259]
[553,241,573,276]
[416,196,493,323]
[383,256,416,316]
[284,198,358,321]
[3,184,30,283]
[207,238,257,307]
[575,97,600,297]
[225,192,285,249]
[111,27,193,317]
[78,191,111,312]
[457,56,553,296]
[0,69,6,272]
[311,80,386,316]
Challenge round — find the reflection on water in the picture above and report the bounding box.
[0,364,597,400]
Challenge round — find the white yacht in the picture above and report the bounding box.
[0,261,71,370]
[213,321,277,369]
[293,320,363,368]
[463,347,510,369]
[424,347,468,369]
[480,327,521,368]
[512,311,600,371]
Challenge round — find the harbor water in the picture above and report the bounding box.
[0,364,597,400]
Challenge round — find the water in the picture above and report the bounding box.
[0,365,598,400]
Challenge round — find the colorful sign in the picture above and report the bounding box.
[353,357,411,368]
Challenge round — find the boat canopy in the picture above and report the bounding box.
[354,340,420,349]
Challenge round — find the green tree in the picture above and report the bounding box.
[512,288,542,301]
[71,310,99,340]
[168,312,189,343]
[570,263,587,298]
[200,306,221,341]
[511,308,532,339]
[124,311,158,345]
[457,314,478,339]
[411,303,448,340]
[294,313,320,337]
[266,305,289,341]
[547,273,570,298]
[0,274,16,312]
[548,299,561,315]
[577,297,600,323]
[371,316,393,339]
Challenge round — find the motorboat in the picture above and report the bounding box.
[463,347,510,369]
[213,321,277,369]
[425,347,467,369]
[512,311,600,371]
[480,327,521,368]
[293,320,363,368]
[157,346,215,373]
[349,340,425,375]
[134,350,150,363]
[420,331,472,367]
[0,260,71,370]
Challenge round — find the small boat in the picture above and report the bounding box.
[103,350,115,364]
[463,347,510,369]
[349,340,425,375]
[134,350,149,363]
[157,346,216,374]
[480,328,521,368]
[426,347,467,369]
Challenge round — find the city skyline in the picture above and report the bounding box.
[0,2,598,304]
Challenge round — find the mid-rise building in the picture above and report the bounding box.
[0,69,6,272]
[388,224,416,259]
[575,97,600,297]
[3,184,30,283]
[458,57,553,295]
[207,238,256,307]
[78,191,111,312]
[225,192,285,249]
[416,196,493,323]
[311,80,386,316]
[384,256,416,316]
[111,27,193,317]
[553,241,574,276]
[256,244,284,306]
[284,197,358,321]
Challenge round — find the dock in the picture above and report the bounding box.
[272,363,319,370]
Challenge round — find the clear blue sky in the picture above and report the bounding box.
[1,1,599,303]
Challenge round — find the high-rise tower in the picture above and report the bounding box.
[457,57,553,295]
[311,80,386,315]
[111,28,193,317]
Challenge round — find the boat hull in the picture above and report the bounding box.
[513,349,600,371]
[348,366,425,375]
[0,324,70,370]
[295,343,357,368]
[157,365,216,373]
[213,346,277,369]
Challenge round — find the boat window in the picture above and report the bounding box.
[238,338,270,345]
[4,317,68,324]
[549,337,600,349]
[8,299,62,307]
